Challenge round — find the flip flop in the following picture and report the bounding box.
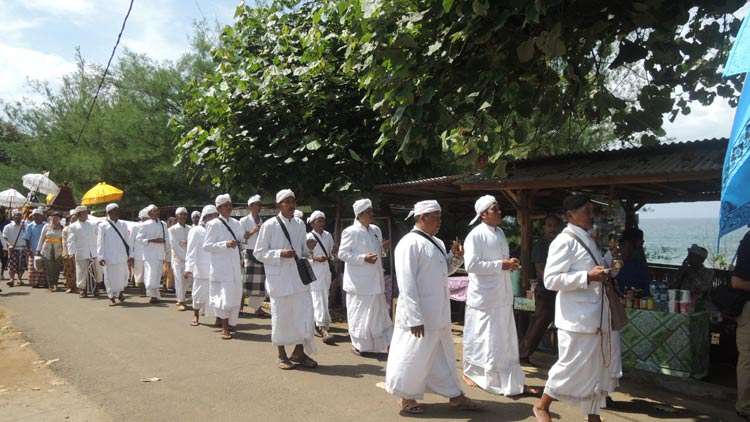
[221,333,232,340]
[278,359,296,370]
[290,355,318,369]
[400,401,424,415]
[190,321,199,326]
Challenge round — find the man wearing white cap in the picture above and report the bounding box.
[240,194,267,316]
[190,211,201,227]
[136,205,170,303]
[462,195,541,397]
[3,210,27,287]
[130,208,149,296]
[186,205,218,326]
[61,210,77,292]
[254,189,319,369]
[97,203,132,305]
[169,207,192,311]
[67,206,100,298]
[204,194,244,339]
[338,198,393,355]
[385,200,480,414]
[307,210,336,345]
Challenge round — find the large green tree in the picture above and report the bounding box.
[175,2,457,205]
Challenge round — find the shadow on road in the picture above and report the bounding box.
[0,292,30,297]
[387,400,538,421]
[314,363,385,378]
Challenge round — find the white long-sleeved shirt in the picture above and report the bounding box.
[97,219,132,265]
[394,229,461,331]
[168,223,190,262]
[463,222,513,309]
[253,214,311,298]
[544,223,605,334]
[186,225,210,279]
[337,220,385,295]
[307,229,334,290]
[136,219,170,262]
[239,213,262,250]
[3,221,27,249]
[203,216,243,283]
[67,220,98,260]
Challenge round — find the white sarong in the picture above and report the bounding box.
[311,288,331,329]
[385,325,463,400]
[103,262,129,299]
[346,292,393,353]
[544,329,621,415]
[133,259,144,286]
[270,290,317,354]
[171,258,188,303]
[143,259,162,299]
[192,277,209,314]
[209,279,242,325]
[463,304,525,396]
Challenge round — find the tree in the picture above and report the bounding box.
[175,1,457,205]
[319,0,743,170]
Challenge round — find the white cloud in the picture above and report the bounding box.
[662,98,735,142]
[0,42,77,101]
[17,0,96,16]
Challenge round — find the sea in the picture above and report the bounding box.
[639,218,749,269]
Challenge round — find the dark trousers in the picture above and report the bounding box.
[519,291,556,359]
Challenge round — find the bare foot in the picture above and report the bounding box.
[533,405,552,422]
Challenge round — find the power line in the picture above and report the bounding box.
[74,0,135,145]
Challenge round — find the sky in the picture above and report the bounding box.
[0,1,744,220]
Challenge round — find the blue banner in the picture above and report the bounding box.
[720,75,750,239]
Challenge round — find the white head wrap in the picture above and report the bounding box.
[31,208,44,216]
[294,210,304,219]
[145,204,158,214]
[247,194,261,205]
[275,189,295,204]
[469,195,497,225]
[175,207,188,215]
[405,200,441,221]
[352,198,372,217]
[201,205,218,222]
[137,208,148,220]
[105,203,119,213]
[74,205,88,215]
[215,194,232,207]
[68,209,76,217]
[307,210,325,224]
[191,210,201,219]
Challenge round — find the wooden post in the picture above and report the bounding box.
[516,190,534,289]
[623,200,636,230]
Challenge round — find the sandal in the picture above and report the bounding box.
[449,395,481,411]
[190,321,199,327]
[221,333,232,340]
[290,355,318,369]
[400,400,424,415]
[508,385,544,399]
[278,359,296,370]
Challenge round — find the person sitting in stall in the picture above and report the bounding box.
[615,228,651,296]
[669,244,714,310]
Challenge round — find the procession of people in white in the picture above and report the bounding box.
[2,190,621,421]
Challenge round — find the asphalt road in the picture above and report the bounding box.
[0,284,743,422]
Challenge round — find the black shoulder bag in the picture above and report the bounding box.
[311,231,337,279]
[107,220,130,258]
[410,230,450,268]
[218,218,244,262]
[276,217,316,285]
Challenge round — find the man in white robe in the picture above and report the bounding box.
[338,198,393,355]
[204,194,244,339]
[533,195,622,422]
[306,210,335,345]
[130,208,148,295]
[97,203,133,305]
[386,200,479,415]
[463,195,541,397]
[185,205,217,326]
[190,210,201,227]
[240,194,267,315]
[254,189,319,370]
[169,207,191,311]
[136,204,170,304]
[67,206,100,298]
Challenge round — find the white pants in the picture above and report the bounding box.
[386,325,463,400]
[103,262,129,299]
[143,259,163,299]
[171,258,188,303]
[270,290,317,354]
[192,277,209,314]
[75,259,100,290]
[346,292,393,353]
[133,259,144,286]
[310,288,331,329]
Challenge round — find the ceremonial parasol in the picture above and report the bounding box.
[0,188,27,209]
[22,172,60,196]
[81,182,124,205]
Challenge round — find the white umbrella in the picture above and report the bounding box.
[22,172,59,196]
[0,188,27,209]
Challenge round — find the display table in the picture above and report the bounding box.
[621,309,709,379]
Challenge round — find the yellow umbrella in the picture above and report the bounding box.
[81,182,124,205]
